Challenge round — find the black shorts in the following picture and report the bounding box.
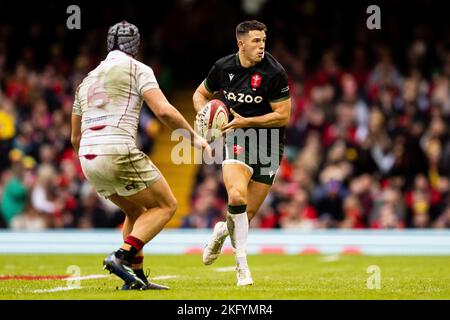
[223,129,284,185]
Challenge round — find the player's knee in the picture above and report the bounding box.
[124,206,145,220]
[227,187,246,205]
[169,197,178,216]
[126,214,139,224]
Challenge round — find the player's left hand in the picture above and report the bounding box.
[222,109,249,133]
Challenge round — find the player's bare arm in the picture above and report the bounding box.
[70,113,81,154]
[143,88,211,153]
[193,82,214,112]
[222,97,291,132]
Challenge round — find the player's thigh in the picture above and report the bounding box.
[246,180,272,219]
[222,162,252,198]
[79,155,116,197]
[114,146,162,197]
[124,174,177,211]
[108,193,145,219]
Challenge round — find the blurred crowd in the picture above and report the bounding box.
[0,58,161,229]
[187,42,450,229]
[1,0,450,230]
[183,1,450,230]
[0,60,128,229]
[0,16,160,230]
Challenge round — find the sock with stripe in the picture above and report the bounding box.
[226,204,249,268]
[115,235,144,263]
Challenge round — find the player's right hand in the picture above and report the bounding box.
[193,133,213,159]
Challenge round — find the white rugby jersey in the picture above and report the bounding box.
[72,50,159,147]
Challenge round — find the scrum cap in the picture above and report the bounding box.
[107,21,140,57]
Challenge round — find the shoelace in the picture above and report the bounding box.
[144,268,151,280]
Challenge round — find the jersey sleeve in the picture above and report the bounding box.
[137,64,159,96]
[203,63,221,93]
[72,86,82,116]
[267,70,290,103]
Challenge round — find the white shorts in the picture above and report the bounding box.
[79,144,161,197]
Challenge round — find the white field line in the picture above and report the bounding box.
[65,274,109,281]
[33,286,83,293]
[32,274,108,294]
[32,274,178,293]
[321,255,340,262]
[213,266,235,272]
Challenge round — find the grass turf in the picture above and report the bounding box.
[0,254,449,300]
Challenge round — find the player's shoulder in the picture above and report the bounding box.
[127,57,154,75]
[76,73,91,92]
[213,53,236,69]
[263,52,287,75]
[105,50,153,74]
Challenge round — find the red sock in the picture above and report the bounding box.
[132,255,144,270]
[115,235,144,262]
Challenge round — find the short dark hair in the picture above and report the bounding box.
[235,20,267,39]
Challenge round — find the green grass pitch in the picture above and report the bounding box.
[0,254,449,300]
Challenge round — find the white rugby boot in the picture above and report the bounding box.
[236,264,253,286]
[202,221,229,265]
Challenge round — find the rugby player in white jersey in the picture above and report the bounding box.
[71,21,210,290]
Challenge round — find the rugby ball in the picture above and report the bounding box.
[196,99,229,142]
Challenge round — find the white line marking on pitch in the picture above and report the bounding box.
[33,274,176,293]
[65,274,109,281]
[213,266,235,272]
[321,255,340,262]
[32,274,108,293]
[33,286,82,293]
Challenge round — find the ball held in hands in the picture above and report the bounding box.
[195,99,229,142]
